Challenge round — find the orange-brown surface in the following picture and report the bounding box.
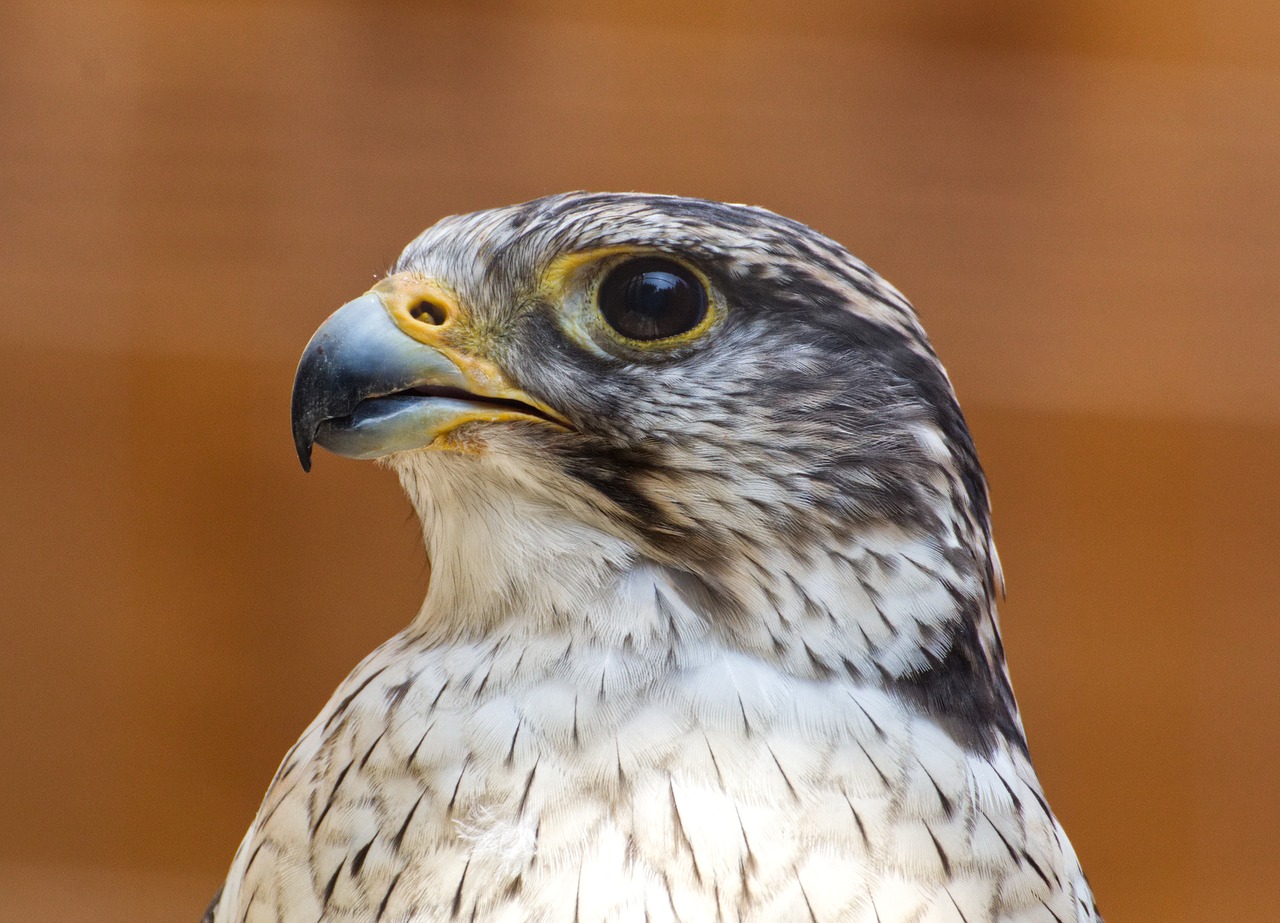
[2,2,1277,921]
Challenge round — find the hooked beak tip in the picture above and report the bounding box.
[291,388,318,472]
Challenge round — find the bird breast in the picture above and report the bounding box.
[217,563,1084,923]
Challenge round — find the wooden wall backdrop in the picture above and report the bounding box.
[2,2,1277,920]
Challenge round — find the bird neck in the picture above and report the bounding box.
[392,451,1024,755]
[696,517,1024,751]
[394,453,640,641]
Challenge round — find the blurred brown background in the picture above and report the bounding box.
[2,1,1277,920]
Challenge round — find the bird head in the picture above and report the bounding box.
[291,192,1022,754]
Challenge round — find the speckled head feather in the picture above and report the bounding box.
[392,192,1015,753]
[211,192,1099,923]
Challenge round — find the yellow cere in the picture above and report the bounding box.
[372,272,463,346]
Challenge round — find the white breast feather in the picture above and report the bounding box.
[213,463,1095,923]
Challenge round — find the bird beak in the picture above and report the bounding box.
[290,275,566,472]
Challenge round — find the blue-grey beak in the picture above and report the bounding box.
[290,289,565,471]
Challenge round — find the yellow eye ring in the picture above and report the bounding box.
[540,247,720,352]
[596,257,709,342]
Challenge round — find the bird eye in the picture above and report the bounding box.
[597,258,708,342]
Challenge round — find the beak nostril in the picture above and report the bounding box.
[408,299,448,326]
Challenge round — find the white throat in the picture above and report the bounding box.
[391,450,643,642]
[389,448,986,692]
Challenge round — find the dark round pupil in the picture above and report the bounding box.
[598,258,707,341]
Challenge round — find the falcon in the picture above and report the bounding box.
[206,192,1100,922]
